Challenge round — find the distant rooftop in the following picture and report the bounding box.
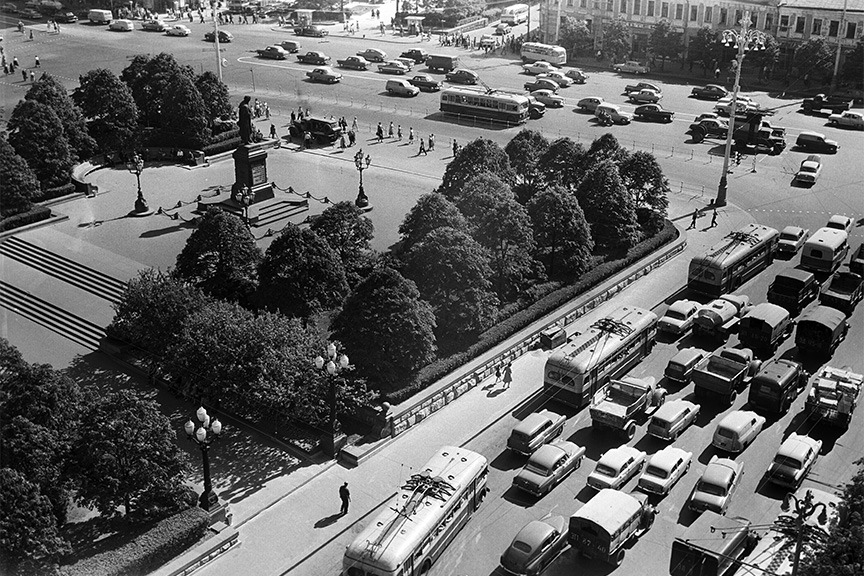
[780,0,864,13]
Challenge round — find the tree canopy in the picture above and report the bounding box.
[602,18,631,63]
[794,37,836,84]
[309,201,375,285]
[619,150,670,235]
[436,138,514,201]
[576,160,639,252]
[649,20,682,70]
[7,100,74,190]
[195,71,232,122]
[398,192,467,252]
[162,72,211,148]
[24,73,96,161]
[73,68,140,153]
[0,134,40,218]
[558,16,594,58]
[536,137,588,192]
[528,186,594,278]
[505,129,550,203]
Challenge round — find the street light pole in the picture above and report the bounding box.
[779,490,830,576]
[211,1,223,83]
[314,343,351,458]
[184,407,223,512]
[125,152,152,216]
[353,148,371,208]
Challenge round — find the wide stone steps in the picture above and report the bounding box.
[217,198,310,229]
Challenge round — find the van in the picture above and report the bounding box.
[800,227,849,274]
[108,18,134,31]
[796,130,839,153]
[569,488,654,566]
[664,347,706,384]
[737,302,794,356]
[594,103,632,125]
[385,79,420,97]
[712,410,765,453]
[426,54,459,73]
[747,358,808,414]
[88,8,113,23]
[648,399,700,440]
[506,409,565,455]
[279,40,301,53]
[670,512,757,576]
[795,305,849,358]
[767,268,818,315]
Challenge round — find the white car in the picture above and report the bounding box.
[531,89,564,108]
[777,225,810,255]
[826,214,854,234]
[108,19,134,31]
[512,440,586,496]
[612,60,650,74]
[166,24,191,36]
[628,89,662,104]
[689,456,744,514]
[828,110,864,129]
[638,446,693,495]
[522,61,557,75]
[795,155,822,184]
[658,299,700,335]
[537,70,573,87]
[768,433,822,489]
[587,445,646,491]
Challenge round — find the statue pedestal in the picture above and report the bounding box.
[232,143,274,203]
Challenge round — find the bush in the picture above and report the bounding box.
[202,136,242,156]
[59,507,209,576]
[208,128,240,144]
[0,206,52,232]
[38,182,77,202]
[384,221,678,403]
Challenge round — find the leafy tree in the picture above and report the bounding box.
[602,18,631,63]
[794,37,836,84]
[73,68,139,153]
[175,208,262,303]
[619,151,670,236]
[162,72,211,148]
[309,201,375,285]
[331,267,437,387]
[0,468,70,575]
[841,40,863,85]
[748,34,780,79]
[7,100,74,190]
[404,227,498,343]
[25,73,96,161]
[649,20,682,70]
[0,338,25,374]
[436,138,514,201]
[504,129,550,203]
[576,160,639,252]
[195,71,232,122]
[688,26,720,75]
[0,134,39,218]
[121,53,196,131]
[536,137,588,192]
[586,133,630,168]
[398,192,467,252]
[558,16,594,58]
[257,224,349,318]
[528,186,594,278]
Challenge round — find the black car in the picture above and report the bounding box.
[635,104,675,123]
[288,116,342,144]
[205,30,233,42]
[445,69,479,84]
[691,84,728,100]
[400,49,428,64]
[19,8,42,19]
[408,74,442,91]
[689,118,729,140]
[54,11,78,22]
[294,25,327,37]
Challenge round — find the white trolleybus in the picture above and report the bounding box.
[343,446,489,576]
[501,3,529,24]
[544,305,658,408]
[439,87,531,125]
[688,223,779,297]
[520,42,567,65]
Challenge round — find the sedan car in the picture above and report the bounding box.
[828,110,864,129]
[634,103,674,123]
[204,30,233,42]
[258,45,288,60]
[587,445,646,491]
[826,214,854,234]
[18,7,42,19]
[336,56,370,70]
[522,61,557,75]
[777,226,810,255]
[638,446,693,495]
[658,299,700,335]
[357,48,387,62]
[500,516,568,576]
[565,68,588,83]
[378,60,410,75]
[394,57,415,71]
[613,60,650,74]
[715,96,760,115]
[767,433,822,489]
[689,118,729,138]
[108,19,134,31]
[445,68,479,84]
[400,49,428,63]
[648,399,701,440]
[141,19,167,31]
[795,155,822,184]
[691,84,729,100]
[530,89,564,108]
[306,66,342,84]
[297,51,330,65]
[628,89,662,104]
[54,11,78,22]
[495,22,511,35]
[689,456,744,514]
[537,71,573,87]
[524,78,559,93]
[408,73,442,91]
[576,97,604,112]
[513,440,586,497]
[166,24,192,36]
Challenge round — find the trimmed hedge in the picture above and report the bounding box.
[0,206,52,232]
[385,221,679,404]
[202,135,242,156]
[59,507,209,576]
[39,182,78,202]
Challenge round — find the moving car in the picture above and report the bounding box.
[378,60,410,75]
[479,34,496,48]
[294,24,327,37]
[826,214,854,234]
[587,445,646,490]
[336,56,369,70]
[565,68,588,83]
[658,300,700,335]
[512,440,586,496]
[141,19,166,31]
[795,155,822,184]
[691,84,728,99]
[715,96,761,116]
[796,130,839,153]
[576,97,604,112]
[664,349,707,386]
[54,11,78,22]
[522,61,557,75]
[507,410,566,456]
[385,78,420,97]
[166,24,192,36]
[530,89,564,108]
[204,30,233,42]
[394,57,415,71]
[495,22,511,35]
[767,433,822,489]
[408,74,442,91]
[777,226,810,255]
[625,81,662,94]
[689,456,744,514]
[258,45,288,60]
[523,78,559,93]
[694,111,721,123]
[500,516,568,576]
[445,68,479,84]
[400,49,428,63]
[828,110,864,129]
[537,70,573,87]
[297,51,330,65]
[637,446,693,495]
[634,103,674,122]
[712,410,766,453]
[306,66,341,83]
[613,60,650,74]
[108,19,134,31]
[689,118,729,138]
[628,89,662,104]
[357,48,387,62]
[594,103,632,125]
[279,40,301,53]
[648,399,700,440]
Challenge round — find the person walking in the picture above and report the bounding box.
[408,127,414,144]
[428,133,435,151]
[376,122,384,143]
[269,124,277,140]
[688,210,699,230]
[352,116,358,132]
[340,133,347,149]
[388,121,394,139]
[348,129,356,147]
[290,110,296,124]
[709,208,718,228]
[339,482,351,515]
[397,125,403,140]
[34,55,40,68]
[304,131,312,149]
[22,68,28,82]
[419,138,427,155]
[502,362,513,389]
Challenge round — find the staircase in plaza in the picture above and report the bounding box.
[211,198,310,229]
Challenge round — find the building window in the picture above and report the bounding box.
[750,13,757,27]
[633,0,640,16]
[847,22,857,39]
[779,15,789,32]
[690,5,697,21]
[765,13,773,31]
[704,7,712,23]
[675,3,683,19]
[661,2,668,17]
[606,0,613,11]
[647,0,654,16]
[620,0,627,13]
[580,0,587,7]
[812,18,821,35]
[795,16,805,34]
[720,8,727,25]
[828,20,839,36]
[567,0,573,6]
[735,10,742,25]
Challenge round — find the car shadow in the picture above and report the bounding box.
[573,484,597,504]
[567,425,620,461]
[676,503,699,527]
[490,448,525,472]
[501,485,535,508]
[697,443,718,465]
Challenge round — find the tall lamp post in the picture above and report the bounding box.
[314,343,350,458]
[778,489,830,576]
[353,148,371,208]
[184,407,224,515]
[125,152,152,216]
[715,11,766,208]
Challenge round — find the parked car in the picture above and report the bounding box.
[378,60,410,75]
[357,48,387,62]
[587,445,647,490]
[658,300,700,335]
[108,19,134,31]
[385,78,419,97]
[204,30,233,42]
[565,68,588,83]
[479,34,496,48]
[777,226,810,255]
[689,118,729,138]
[1,3,19,13]
[528,89,563,108]
[394,57,415,71]
[141,19,166,31]
[827,110,864,129]
[767,433,822,489]
[512,440,586,496]
[795,155,822,184]
[712,410,766,453]
[689,456,744,514]
[826,214,854,234]
[628,89,662,104]
[577,97,604,112]
[538,70,573,87]
[625,81,662,94]
[500,516,569,576]
[445,68,479,84]
[638,446,693,495]
[408,74,442,91]
[297,51,330,65]
[796,130,839,153]
[18,7,42,18]
[691,84,728,100]
[399,49,428,63]
[54,11,78,22]
[507,410,566,456]
[306,66,341,83]
[166,24,191,36]
[336,56,369,70]
[524,77,559,93]
[648,399,701,440]
[634,103,674,123]
[522,61,557,75]
[294,24,327,37]
[257,45,288,60]
[694,111,721,123]
[613,60,650,74]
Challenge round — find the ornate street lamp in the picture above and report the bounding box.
[715,10,766,208]
[184,407,223,512]
[125,152,152,216]
[353,149,371,208]
[314,343,351,458]
[778,490,830,576]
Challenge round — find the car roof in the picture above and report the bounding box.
[719,410,761,429]
[529,442,571,468]
[828,214,851,226]
[744,302,789,324]
[654,398,698,420]
[648,446,691,469]
[599,446,643,468]
[777,434,819,460]
[514,410,558,434]
[800,305,847,330]
[572,489,644,533]
[514,516,565,546]
[776,267,813,282]
[804,154,822,163]
[781,225,805,236]
[702,458,738,485]
[668,300,697,314]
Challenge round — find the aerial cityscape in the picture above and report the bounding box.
[0,0,862,575]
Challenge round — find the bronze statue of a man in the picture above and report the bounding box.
[238,95,253,144]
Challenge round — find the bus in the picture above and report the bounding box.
[439,87,531,125]
[343,446,489,576]
[520,42,567,65]
[501,3,529,24]
[800,227,849,273]
[688,223,779,297]
[544,305,658,407]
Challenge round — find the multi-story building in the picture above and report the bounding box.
[776,0,863,72]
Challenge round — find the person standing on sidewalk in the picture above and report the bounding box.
[339,482,351,515]
[502,362,512,389]
[376,122,384,143]
[408,127,414,144]
[428,134,435,151]
[709,208,718,228]
[388,121,394,139]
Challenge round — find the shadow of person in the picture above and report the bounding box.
[314,513,344,529]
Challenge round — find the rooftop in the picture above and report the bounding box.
[780,0,864,13]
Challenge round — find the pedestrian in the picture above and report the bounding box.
[291,110,296,124]
[352,116,359,132]
[304,131,312,149]
[376,122,384,142]
[339,482,350,515]
[54,21,59,33]
[688,210,699,230]
[269,123,277,139]
[502,362,512,389]
[340,133,346,149]
[714,67,721,79]
[22,69,28,82]
[388,121,394,138]
[34,55,40,68]
[495,365,502,384]
[428,133,435,151]
[452,139,458,156]
[348,129,356,146]
[29,30,33,40]
[408,127,414,144]
[46,21,51,32]
[397,125,403,140]
[13,56,19,69]
[710,208,718,228]
[264,103,270,120]
[200,12,205,23]
[419,138,427,155]
[3,63,8,75]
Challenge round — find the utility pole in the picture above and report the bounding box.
[829,0,849,95]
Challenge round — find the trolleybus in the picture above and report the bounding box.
[439,87,531,124]
[688,223,779,297]
[501,3,529,24]
[520,42,567,65]
[343,446,489,576]
[544,305,658,407]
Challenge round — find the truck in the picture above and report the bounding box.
[804,366,862,428]
[801,93,854,114]
[850,243,864,276]
[819,271,864,315]
[692,347,761,406]
[692,294,752,340]
[589,376,667,440]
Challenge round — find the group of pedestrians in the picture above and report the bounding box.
[688,207,719,230]
[374,121,437,155]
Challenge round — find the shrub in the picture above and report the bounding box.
[202,136,242,156]
[0,206,52,232]
[38,182,77,202]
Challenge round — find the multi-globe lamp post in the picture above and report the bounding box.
[125,152,152,216]
[184,407,223,513]
[715,10,766,208]
[353,148,371,208]
[779,490,830,576]
[314,343,350,458]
